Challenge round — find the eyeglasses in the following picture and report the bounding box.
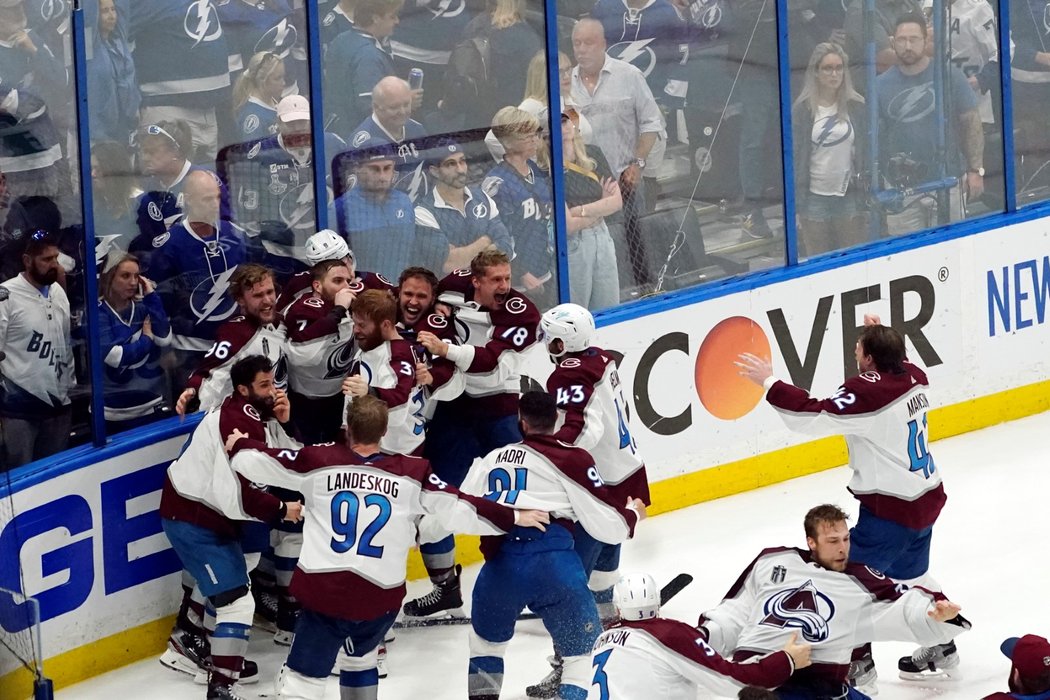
[819,64,845,74]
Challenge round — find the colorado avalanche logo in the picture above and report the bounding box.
[858,371,881,383]
[184,0,223,47]
[325,340,356,379]
[559,357,582,368]
[760,580,835,643]
[427,313,448,329]
[273,356,289,390]
[243,404,262,422]
[504,297,527,315]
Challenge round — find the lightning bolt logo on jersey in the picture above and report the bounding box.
[592,0,689,93]
[185,0,223,47]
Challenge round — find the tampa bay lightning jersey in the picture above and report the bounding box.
[482,161,553,281]
[98,291,173,422]
[346,115,430,202]
[319,3,355,51]
[144,219,248,352]
[134,163,210,243]
[390,0,474,64]
[591,0,690,99]
[234,97,279,142]
[218,0,307,94]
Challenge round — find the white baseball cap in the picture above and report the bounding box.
[277,95,310,123]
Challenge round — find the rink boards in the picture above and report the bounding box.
[2,218,1049,696]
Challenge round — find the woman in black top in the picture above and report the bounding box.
[562,109,623,311]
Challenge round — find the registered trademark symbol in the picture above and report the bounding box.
[937,267,949,282]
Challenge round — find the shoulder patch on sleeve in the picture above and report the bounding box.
[481,176,502,197]
[244,114,260,134]
[559,357,582,369]
[243,403,262,422]
[152,232,170,248]
[352,130,371,148]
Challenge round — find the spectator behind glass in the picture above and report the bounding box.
[331,148,415,280]
[484,51,593,161]
[561,109,623,311]
[791,42,868,258]
[0,0,69,126]
[97,251,173,433]
[91,141,141,255]
[132,120,206,254]
[232,51,286,142]
[320,0,357,49]
[464,0,541,125]
[87,0,140,145]
[0,232,74,469]
[983,635,1050,699]
[325,0,404,139]
[347,76,430,202]
[486,107,554,307]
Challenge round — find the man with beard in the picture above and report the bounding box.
[402,249,541,619]
[176,263,288,415]
[276,229,395,315]
[695,504,969,700]
[0,231,73,468]
[415,141,514,275]
[875,12,984,235]
[340,289,424,456]
[284,259,357,445]
[159,355,303,699]
[330,148,416,280]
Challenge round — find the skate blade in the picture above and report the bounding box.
[898,668,957,682]
[400,606,466,620]
[194,669,261,685]
[159,649,200,677]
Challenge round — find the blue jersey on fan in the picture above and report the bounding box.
[346,115,430,201]
[319,3,355,51]
[98,290,172,424]
[234,97,279,142]
[591,0,690,101]
[133,163,212,249]
[218,0,306,91]
[124,0,231,109]
[331,188,414,280]
[390,0,473,65]
[143,219,248,353]
[325,28,396,139]
[482,160,553,282]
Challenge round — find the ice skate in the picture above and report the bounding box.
[526,655,562,699]
[402,565,464,618]
[847,653,879,695]
[159,629,210,677]
[898,640,960,680]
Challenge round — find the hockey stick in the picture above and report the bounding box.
[394,573,694,629]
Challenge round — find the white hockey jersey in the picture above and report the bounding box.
[191,315,289,412]
[0,274,73,416]
[699,547,962,685]
[588,618,794,699]
[229,441,516,620]
[284,295,355,398]
[457,433,639,547]
[547,348,647,497]
[764,363,946,529]
[346,339,425,456]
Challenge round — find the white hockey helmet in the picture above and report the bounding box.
[305,229,353,266]
[540,303,595,357]
[614,573,660,621]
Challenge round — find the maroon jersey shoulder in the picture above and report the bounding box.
[490,291,540,328]
[840,366,927,414]
[359,271,397,293]
[217,394,270,441]
[437,268,474,296]
[285,294,331,323]
[550,349,609,386]
[413,312,456,340]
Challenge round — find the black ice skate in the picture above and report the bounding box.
[847,653,879,695]
[402,565,464,618]
[207,678,248,700]
[525,655,562,699]
[159,629,210,677]
[898,640,960,680]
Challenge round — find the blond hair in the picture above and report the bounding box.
[232,51,284,114]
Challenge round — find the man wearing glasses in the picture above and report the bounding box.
[0,231,73,469]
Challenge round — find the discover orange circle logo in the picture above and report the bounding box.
[694,316,770,420]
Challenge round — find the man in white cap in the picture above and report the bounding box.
[220,94,346,278]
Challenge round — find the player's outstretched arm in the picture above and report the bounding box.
[928,599,962,623]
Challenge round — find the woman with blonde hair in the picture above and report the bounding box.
[97,251,172,431]
[465,0,542,123]
[486,106,554,304]
[232,51,287,141]
[485,50,593,160]
[791,41,868,257]
[562,109,623,310]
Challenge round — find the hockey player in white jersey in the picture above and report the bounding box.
[226,394,549,700]
[738,314,955,687]
[457,391,647,700]
[529,303,651,698]
[176,264,288,415]
[697,504,970,700]
[587,573,809,698]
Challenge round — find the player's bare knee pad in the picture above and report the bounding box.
[588,569,619,593]
[468,630,509,659]
[336,645,379,673]
[276,664,326,700]
[211,587,254,626]
[561,654,592,689]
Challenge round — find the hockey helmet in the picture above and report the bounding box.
[540,303,595,357]
[613,572,660,621]
[305,229,353,266]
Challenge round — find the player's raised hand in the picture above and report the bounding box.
[783,632,812,669]
[224,427,249,454]
[417,330,449,358]
[334,287,356,310]
[863,313,882,327]
[415,362,433,386]
[273,388,290,423]
[175,387,197,417]
[283,501,304,523]
[343,373,369,397]
[513,509,550,531]
[627,497,648,521]
[928,599,962,622]
[735,352,773,385]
